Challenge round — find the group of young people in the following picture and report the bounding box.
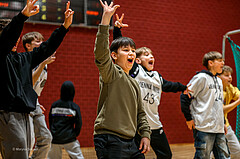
[93,1,240,159]
[0,0,84,159]
[0,0,240,159]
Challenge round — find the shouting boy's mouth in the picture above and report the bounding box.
[148,59,154,66]
[128,57,134,64]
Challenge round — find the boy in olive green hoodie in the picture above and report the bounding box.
[93,0,151,158]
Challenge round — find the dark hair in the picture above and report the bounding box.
[0,19,11,34]
[22,32,44,51]
[110,37,136,53]
[221,65,233,74]
[135,47,153,58]
[202,51,222,69]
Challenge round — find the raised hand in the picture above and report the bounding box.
[99,0,120,25]
[115,14,128,28]
[43,52,56,65]
[63,1,74,29]
[22,0,39,17]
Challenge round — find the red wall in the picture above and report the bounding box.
[17,0,240,147]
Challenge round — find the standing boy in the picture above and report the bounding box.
[22,31,54,159]
[219,65,240,159]
[180,51,230,159]
[0,0,73,158]
[113,16,191,159]
[93,0,151,158]
[48,81,84,159]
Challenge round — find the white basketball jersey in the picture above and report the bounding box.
[134,65,163,129]
[33,65,47,96]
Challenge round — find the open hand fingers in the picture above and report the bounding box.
[99,0,104,7]
[113,5,120,12]
[109,1,113,7]
[32,0,38,5]
[116,14,120,21]
[119,13,124,21]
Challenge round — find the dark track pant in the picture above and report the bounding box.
[135,128,172,159]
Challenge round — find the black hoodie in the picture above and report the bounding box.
[49,81,82,144]
[0,12,68,113]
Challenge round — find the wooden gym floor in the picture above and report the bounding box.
[0,143,195,158]
[63,143,195,159]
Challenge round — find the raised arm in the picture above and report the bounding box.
[21,0,39,17]
[113,14,128,40]
[62,1,74,29]
[31,1,73,69]
[100,0,119,25]
[94,0,120,82]
[32,53,56,86]
[0,0,39,58]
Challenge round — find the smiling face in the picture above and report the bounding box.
[111,45,136,74]
[219,71,232,88]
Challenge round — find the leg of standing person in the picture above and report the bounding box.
[193,129,215,159]
[150,128,172,159]
[135,128,172,159]
[29,112,35,150]
[225,125,240,159]
[31,105,52,159]
[47,143,62,159]
[0,111,31,159]
[212,133,230,159]
[63,140,84,159]
[94,134,145,159]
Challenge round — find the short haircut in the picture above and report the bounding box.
[202,51,222,69]
[22,32,44,51]
[135,47,152,58]
[0,19,11,34]
[110,37,136,53]
[221,65,233,74]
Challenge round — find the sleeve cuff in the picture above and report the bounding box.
[98,25,109,34]
[141,131,151,140]
[60,25,69,33]
[18,12,29,22]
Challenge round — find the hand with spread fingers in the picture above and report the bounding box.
[115,13,128,28]
[183,84,193,98]
[22,0,40,17]
[99,0,120,25]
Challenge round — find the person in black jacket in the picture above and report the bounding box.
[0,0,74,158]
[48,81,84,159]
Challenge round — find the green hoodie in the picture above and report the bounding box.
[93,25,151,140]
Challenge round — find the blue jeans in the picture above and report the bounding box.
[193,129,230,159]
